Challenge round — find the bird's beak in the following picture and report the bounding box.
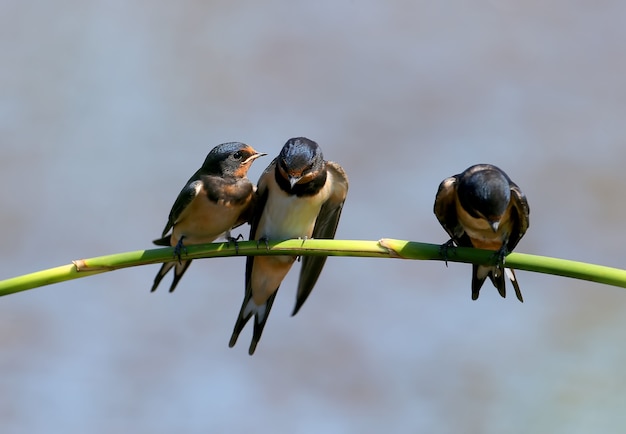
[489,221,500,232]
[244,152,267,164]
[289,176,302,188]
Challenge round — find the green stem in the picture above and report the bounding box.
[0,238,624,297]
[378,239,626,288]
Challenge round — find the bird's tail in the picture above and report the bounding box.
[472,264,523,302]
[152,235,172,246]
[150,260,193,293]
[504,267,523,302]
[229,289,278,355]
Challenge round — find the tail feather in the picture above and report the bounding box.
[487,266,507,298]
[505,268,524,302]
[471,264,490,300]
[152,235,172,246]
[471,264,523,302]
[249,292,278,355]
[229,306,253,349]
[150,260,192,292]
[229,289,278,355]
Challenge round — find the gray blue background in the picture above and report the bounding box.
[2,1,626,433]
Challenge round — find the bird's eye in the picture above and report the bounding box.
[233,151,243,160]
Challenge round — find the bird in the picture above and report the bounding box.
[151,142,266,293]
[433,163,530,302]
[228,137,349,355]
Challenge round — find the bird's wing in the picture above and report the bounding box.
[229,160,274,353]
[293,161,349,315]
[433,175,468,244]
[160,176,203,238]
[244,159,275,289]
[506,181,530,251]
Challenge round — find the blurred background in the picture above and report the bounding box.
[2,0,626,433]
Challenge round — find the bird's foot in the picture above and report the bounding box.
[492,245,509,269]
[226,233,244,254]
[256,236,270,251]
[173,236,187,264]
[439,239,456,267]
[296,236,309,261]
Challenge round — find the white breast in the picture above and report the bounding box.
[256,181,330,240]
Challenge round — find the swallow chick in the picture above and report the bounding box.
[151,142,265,293]
[229,137,349,355]
[434,164,530,302]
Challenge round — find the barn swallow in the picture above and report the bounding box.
[151,142,265,293]
[434,164,530,302]
[228,137,349,355]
